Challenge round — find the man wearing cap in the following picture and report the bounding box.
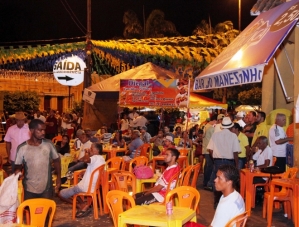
[140,126,151,143]
[207,117,240,208]
[125,130,144,159]
[68,129,92,172]
[4,112,30,167]
[235,111,246,128]
[214,114,225,133]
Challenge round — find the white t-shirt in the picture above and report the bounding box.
[128,112,139,124]
[120,119,129,131]
[211,190,245,227]
[207,129,240,159]
[77,155,105,192]
[253,146,273,167]
[269,124,288,157]
[78,140,92,159]
[34,115,46,123]
[132,116,148,128]
[214,123,222,133]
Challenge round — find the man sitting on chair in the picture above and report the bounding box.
[209,164,245,227]
[134,148,180,205]
[58,142,105,218]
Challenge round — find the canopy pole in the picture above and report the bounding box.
[283,45,294,75]
[118,102,121,130]
[273,58,293,102]
[184,79,192,148]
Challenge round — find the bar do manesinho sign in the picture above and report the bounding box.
[53,55,86,86]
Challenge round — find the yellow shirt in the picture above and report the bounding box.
[252,121,269,146]
[238,132,249,158]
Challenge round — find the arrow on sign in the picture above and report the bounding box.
[58,75,74,81]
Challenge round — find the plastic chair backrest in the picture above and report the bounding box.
[106,157,125,170]
[129,156,148,172]
[283,167,298,179]
[17,198,56,227]
[60,156,73,177]
[106,190,135,227]
[177,156,188,169]
[165,170,181,195]
[266,109,291,128]
[190,163,201,188]
[225,211,248,227]
[165,186,200,211]
[134,143,151,158]
[0,170,4,186]
[86,165,105,193]
[178,166,192,186]
[179,148,189,156]
[51,135,62,144]
[112,171,136,194]
[174,138,180,146]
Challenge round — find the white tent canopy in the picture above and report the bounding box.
[88,62,180,92]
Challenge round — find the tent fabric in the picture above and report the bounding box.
[88,62,180,92]
[193,0,299,91]
[188,93,227,109]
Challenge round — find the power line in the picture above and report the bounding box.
[63,0,87,32]
[60,0,86,34]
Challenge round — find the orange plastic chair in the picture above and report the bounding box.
[262,167,298,219]
[177,156,188,169]
[165,186,200,211]
[251,156,279,208]
[51,135,62,144]
[190,163,201,188]
[134,143,152,158]
[178,148,189,156]
[72,165,104,220]
[17,198,56,227]
[178,165,192,186]
[106,157,125,171]
[225,211,248,227]
[128,156,148,172]
[106,190,136,227]
[112,171,136,195]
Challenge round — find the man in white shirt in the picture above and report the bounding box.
[269,113,292,172]
[34,110,46,123]
[128,107,139,126]
[132,112,149,128]
[59,143,105,218]
[209,164,245,227]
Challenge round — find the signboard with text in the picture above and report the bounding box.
[119,79,190,108]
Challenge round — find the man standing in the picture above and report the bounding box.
[269,113,292,172]
[45,109,58,140]
[207,117,240,208]
[128,107,139,126]
[202,115,217,189]
[132,112,149,128]
[58,143,105,218]
[4,112,30,167]
[214,114,225,133]
[15,119,61,200]
[209,164,245,227]
[34,110,46,123]
[252,111,268,147]
[134,148,180,205]
[243,111,257,146]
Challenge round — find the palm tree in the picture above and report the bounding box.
[123,10,144,39]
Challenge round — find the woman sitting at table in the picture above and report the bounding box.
[134,148,180,205]
[111,130,125,148]
[150,130,164,156]
[56,134,70,156]
[123,128,133,144]
[178,131,192,148]
[173,126,183,138]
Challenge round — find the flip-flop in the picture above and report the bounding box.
[76,207,92,218]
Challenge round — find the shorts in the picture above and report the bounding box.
[59,185,84,199]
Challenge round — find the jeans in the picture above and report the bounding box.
[238,157,247,170]
[203,154,213,187]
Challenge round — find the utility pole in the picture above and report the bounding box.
[84,0,92,89]
[238,0,241,32]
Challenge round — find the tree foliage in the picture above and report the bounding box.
[123,10,144,39]
[238,86,262,105]
[3,91,40,113]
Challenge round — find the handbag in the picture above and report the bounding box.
[261,166,284,174]
[133,165,154,179]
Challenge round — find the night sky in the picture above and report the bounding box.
[0,0,257,46]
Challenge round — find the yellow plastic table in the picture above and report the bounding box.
[118,204,196,227]
[136,174,159,193]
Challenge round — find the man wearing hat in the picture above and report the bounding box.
[140,126,151,143]
[4,112,30,167]
[207,117,240,208]
[214,114,225,133]
[235,111,246,128]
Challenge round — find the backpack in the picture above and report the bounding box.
[133,165,154,179]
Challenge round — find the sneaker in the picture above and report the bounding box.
[66,171,74,180]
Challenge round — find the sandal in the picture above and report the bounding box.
[75,207,92,218]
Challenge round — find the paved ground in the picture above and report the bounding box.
[0,142,295,226]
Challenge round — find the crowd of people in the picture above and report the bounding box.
[0,106,294,225]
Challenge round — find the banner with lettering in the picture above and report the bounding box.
[194,0,299,90]
[119,79,190,108]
